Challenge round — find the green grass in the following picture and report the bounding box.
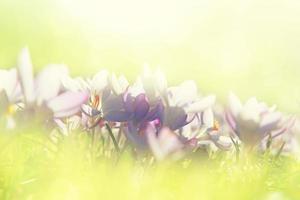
[0,127,299,200]
[1,0,300,199]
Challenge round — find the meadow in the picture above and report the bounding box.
[1,0,300,199]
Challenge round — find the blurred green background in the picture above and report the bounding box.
[1,0,300,112]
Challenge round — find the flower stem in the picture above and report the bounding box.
[105,123,120,152]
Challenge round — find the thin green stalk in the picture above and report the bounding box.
[105,123,120,152]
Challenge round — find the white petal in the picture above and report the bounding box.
[0,68,19,101]
[6,115,16,130]
[35,64,69,105]
[111,73,128,95]
[146,125,164,160]
[228,92,242,117]
[185,95,216,113]
[154,69,167,93]
[260,112,281,128]
[91,70,109,93]
[202,108,214,128]
[158,127,183,154]
[62,76,89,92]
[47,91,88,118]
[17,48,35,103]
[118,75,129,92]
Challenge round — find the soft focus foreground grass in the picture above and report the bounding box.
[1,0,300,112]
[1,0,300,199]
[0,127,300,200]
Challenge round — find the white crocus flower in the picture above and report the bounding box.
[226,92,283,146]
[167,80,215,114]
[110,73,129,95]
[162,80,216,131]
[17,48,88,120]
[139,65,167,100]
[0,68,21,129]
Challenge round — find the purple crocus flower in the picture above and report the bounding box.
[225,92,284,146]
[86,68,165,148]
[17,48,88,121]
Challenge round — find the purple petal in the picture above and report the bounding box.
[172,114,188,130]
[123,92,135,112]
[102,94,124,113]
[124,122,147,149]
[146,102,164,121]
[104,110,132,122]
[164,107,188,130]
[134,94,150,120]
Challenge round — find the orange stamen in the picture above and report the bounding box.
[212,120,220,131]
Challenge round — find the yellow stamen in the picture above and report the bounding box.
[5,105,16,116]
[91,94,101,108]
[212,120,220,131]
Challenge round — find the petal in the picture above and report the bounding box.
[104,110,132,122]
[169,80,198,106]
[17,48,35,103]
[54,119,68,135]
[123,92,135,112]
[201,108,214,128]
[124,122,147,149]
[210,134,232,151]
[91,70,109,93]
[146,124,164,160]
[111,73,128,95]
[62,76,89,92]
[134,94,150,120]
[102,94,125,114]
[185,95,216,113]
[154,69,167,93]
[225,111,238,134]
[53,107,82,118]
[259,112,281,133]
[228,92,242,117]
[146,102,164,122]
[47,91,88,117]
[0,91,9,115]
[81,104,101,117]
[164,107,188,130]
[35,64,69,105]
[147,126,183,161]
[0,68,20,101]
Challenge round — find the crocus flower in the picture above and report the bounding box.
[182,108,232,151]
[146,123,185,161]
[17,48,88,122]
[225,92,283,146]
[163,80,216,130]
[260,115,296,156]
[118,81,164,149]
[0,68,22,129]
[64,71,131,129]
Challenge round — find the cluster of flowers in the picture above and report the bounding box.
[0,48,298,160]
